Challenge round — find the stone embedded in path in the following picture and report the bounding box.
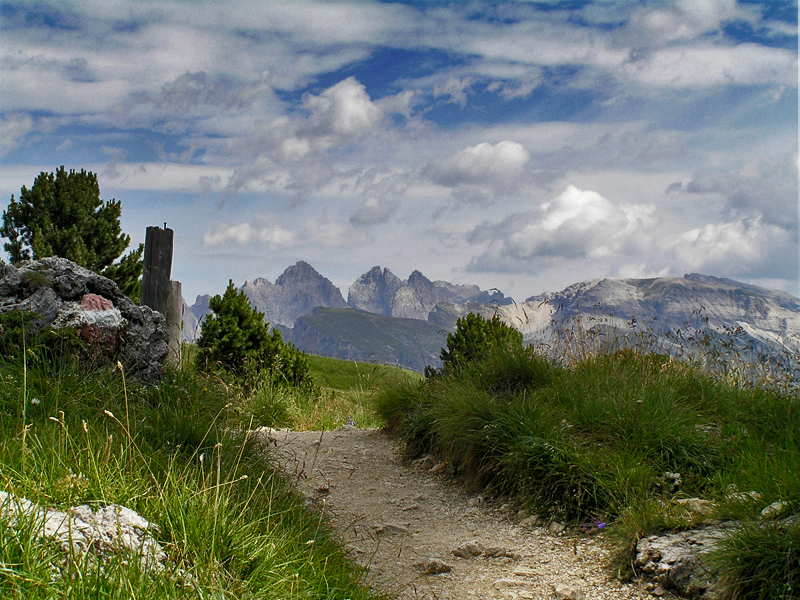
[414,558,452,575]
[452,539,483,558]
[553,583,588,600]
[377,523,410,535]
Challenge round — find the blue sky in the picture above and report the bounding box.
[1,0,797,303]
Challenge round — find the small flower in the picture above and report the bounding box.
[30,397,40,406]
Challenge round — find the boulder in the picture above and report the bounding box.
[634,523,737,598]
[0,257,168,383]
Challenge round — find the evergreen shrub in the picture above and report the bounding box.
[196,281,310,388]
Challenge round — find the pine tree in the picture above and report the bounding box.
[196,281,311,388]
[1,167,143,300]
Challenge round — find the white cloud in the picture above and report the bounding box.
[203,215,296,247]
[621,44,798,88]
[0,113,34,157]
[427,140,530,187]
[468,185,655,270]
[303,76,382,137]
[350,197,398,226]
[433,77,474,107]
[667,217,793,278]
[627,0,758,45]
[302,216,368,247]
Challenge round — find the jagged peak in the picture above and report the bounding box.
[276,260,326,285]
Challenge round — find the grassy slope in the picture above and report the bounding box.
[376,347,799,599]
[292,308,446,372]
[290,354,422,430]
[0,342,386,599]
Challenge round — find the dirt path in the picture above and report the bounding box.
[263,426,651,600]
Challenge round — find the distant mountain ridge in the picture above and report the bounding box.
[348,266,511,320]
[181,265,800,374]
[182,261,509,340]
[496,273,800,354]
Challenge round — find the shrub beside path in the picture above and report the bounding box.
[264,426,650,600]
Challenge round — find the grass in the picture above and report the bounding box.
[0,332,387,599]
[376,343,800,599]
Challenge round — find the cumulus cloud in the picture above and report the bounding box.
[302,77,383,137]
[468,185,655,270]
[666,217,794,279]
[0,113,34,157]
[427,140,528,183]
[203,215,296,247]
[350,197,398,226]
[423,140,530,204]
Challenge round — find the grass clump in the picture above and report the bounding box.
[376,338,800,598]
[0,319,384,599]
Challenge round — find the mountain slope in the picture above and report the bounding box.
[280,307,447,372]
[493,273,800,353]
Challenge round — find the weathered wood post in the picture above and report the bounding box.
[140,225,173,315]
[141,225,181,367]
[167,280,182,367]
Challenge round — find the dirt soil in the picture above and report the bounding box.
[263,426,652,600]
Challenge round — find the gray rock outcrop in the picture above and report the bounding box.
[0,257,168,383]
[348,266,512,320]
[241,261,348,328]
[634,523,737,598]
[0,491,166,571]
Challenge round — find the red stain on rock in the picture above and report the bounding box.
[78,324,122,358]
[80,294,114,311]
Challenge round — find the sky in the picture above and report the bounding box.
[0,0,797,304]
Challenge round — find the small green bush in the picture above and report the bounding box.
[196,281,310,388]
[429,312,524,377]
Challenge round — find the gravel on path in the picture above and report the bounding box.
[263,425,652,600]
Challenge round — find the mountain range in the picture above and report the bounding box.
[182,263,800,372]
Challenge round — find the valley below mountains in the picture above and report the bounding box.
[182,262,800,373]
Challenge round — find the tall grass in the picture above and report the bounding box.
[0,334,384,599]
[376,342,799,598]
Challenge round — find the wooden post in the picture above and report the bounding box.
[166,280,182,367]
[141,225,174,315]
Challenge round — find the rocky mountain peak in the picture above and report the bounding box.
[348,266,512,320]
[276,260,322,286]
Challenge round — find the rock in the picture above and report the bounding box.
[0,258,168,383]
[429,461,446,474]
[520,515,541,528]
[414,558,452,575]
[493,578,526,588]
[760,501,788,519]
[484,546,520,560]
[548,521,566,533]
[452,540,483,558]
[376,523,410,535]
[726,490,761,504]
[240,261,348,328]
[553,583,587,600]
[0,491,166,571]
[634,522,736,598]
[676,497,715,516]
